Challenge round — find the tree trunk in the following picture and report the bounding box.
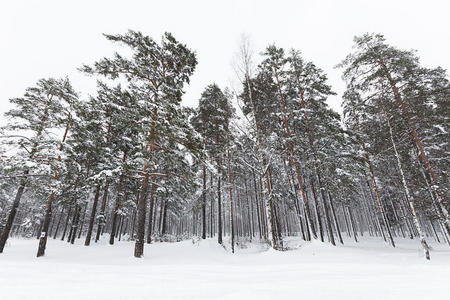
[227,132,235,253]
[69,205,81,244]
[310,179,324,242]
[52,208,64,239]
[95,183,109,243]
[202,163,207,240]
[355,115,395,247]
[110,151,127,245]
[0,173,28,253]
[36,191,55,257]
[77,203,88,239]
[381,104,429,259]
[161,199,168,236]
[84,185,101,246]
[134,174,149,257]
[328,191,343,244]
[146,176,156,244]
[61,207,72,241]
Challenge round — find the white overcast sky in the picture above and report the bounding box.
[1,0,449,125]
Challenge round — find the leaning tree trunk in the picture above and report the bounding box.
[310,179,324,242]
[354,114,395,248]
[0,173,28,253]
[381,103,430,259]
[1,102,51,254]
[327,190,343,244]
[380,61,450,229]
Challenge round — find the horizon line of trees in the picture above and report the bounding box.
[0,31,448,261]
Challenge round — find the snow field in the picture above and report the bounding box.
[0,236,449,300]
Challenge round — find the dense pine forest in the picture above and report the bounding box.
[1,30,449,263]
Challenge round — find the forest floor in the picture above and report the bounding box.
[0,235,449,300]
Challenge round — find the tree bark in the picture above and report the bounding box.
[381,103,429,259]
[95,183,109,243]
[0,173,28,253]
[84,185,101,246]
[146,176,156,243]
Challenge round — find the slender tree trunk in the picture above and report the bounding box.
[61,207,72,241]
[95,183,109,243]
[355,115,395,247]
[310,179,324,242]
[347,206,358,243]
[216,122,223,245]
[381,104,429,259]
[328,191,343,244]
[252,170,262,239]
[77,203,88,239]
[227,132,235,253]
[146,176,156,244]
[0,173,28,253]
[52,208,64,239]
[84,185,101,246]
[210,172,214,238]
[69,205,81,244]
[110,151,127,245]
[161,199,168,236]
[244,178,254,240]
[202,164,207,239]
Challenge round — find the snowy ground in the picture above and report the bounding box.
[0,236,449,300]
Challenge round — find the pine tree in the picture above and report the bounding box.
[192,84,233,245]
[0,78,78,254]
[81,30,197,257]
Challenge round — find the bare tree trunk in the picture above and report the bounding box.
[328,191,343,244]
[36,191,55,256]
[84,185,101,246]
[52,208,64,239]
[95,183,109,243]
[110,151,127,245]
[61,207,72,241]
[210,172,214,238]
[201,164,207,240]
[77,203,88,239]
[0,174,28,253]
[134,175,149,257]
[227,132,235,253]
[355,115,395,247]
[69,205,81,244]
[216,122,223,245]
[310,179,324,242]
[381,104,429,259]
[146,177,156,243]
